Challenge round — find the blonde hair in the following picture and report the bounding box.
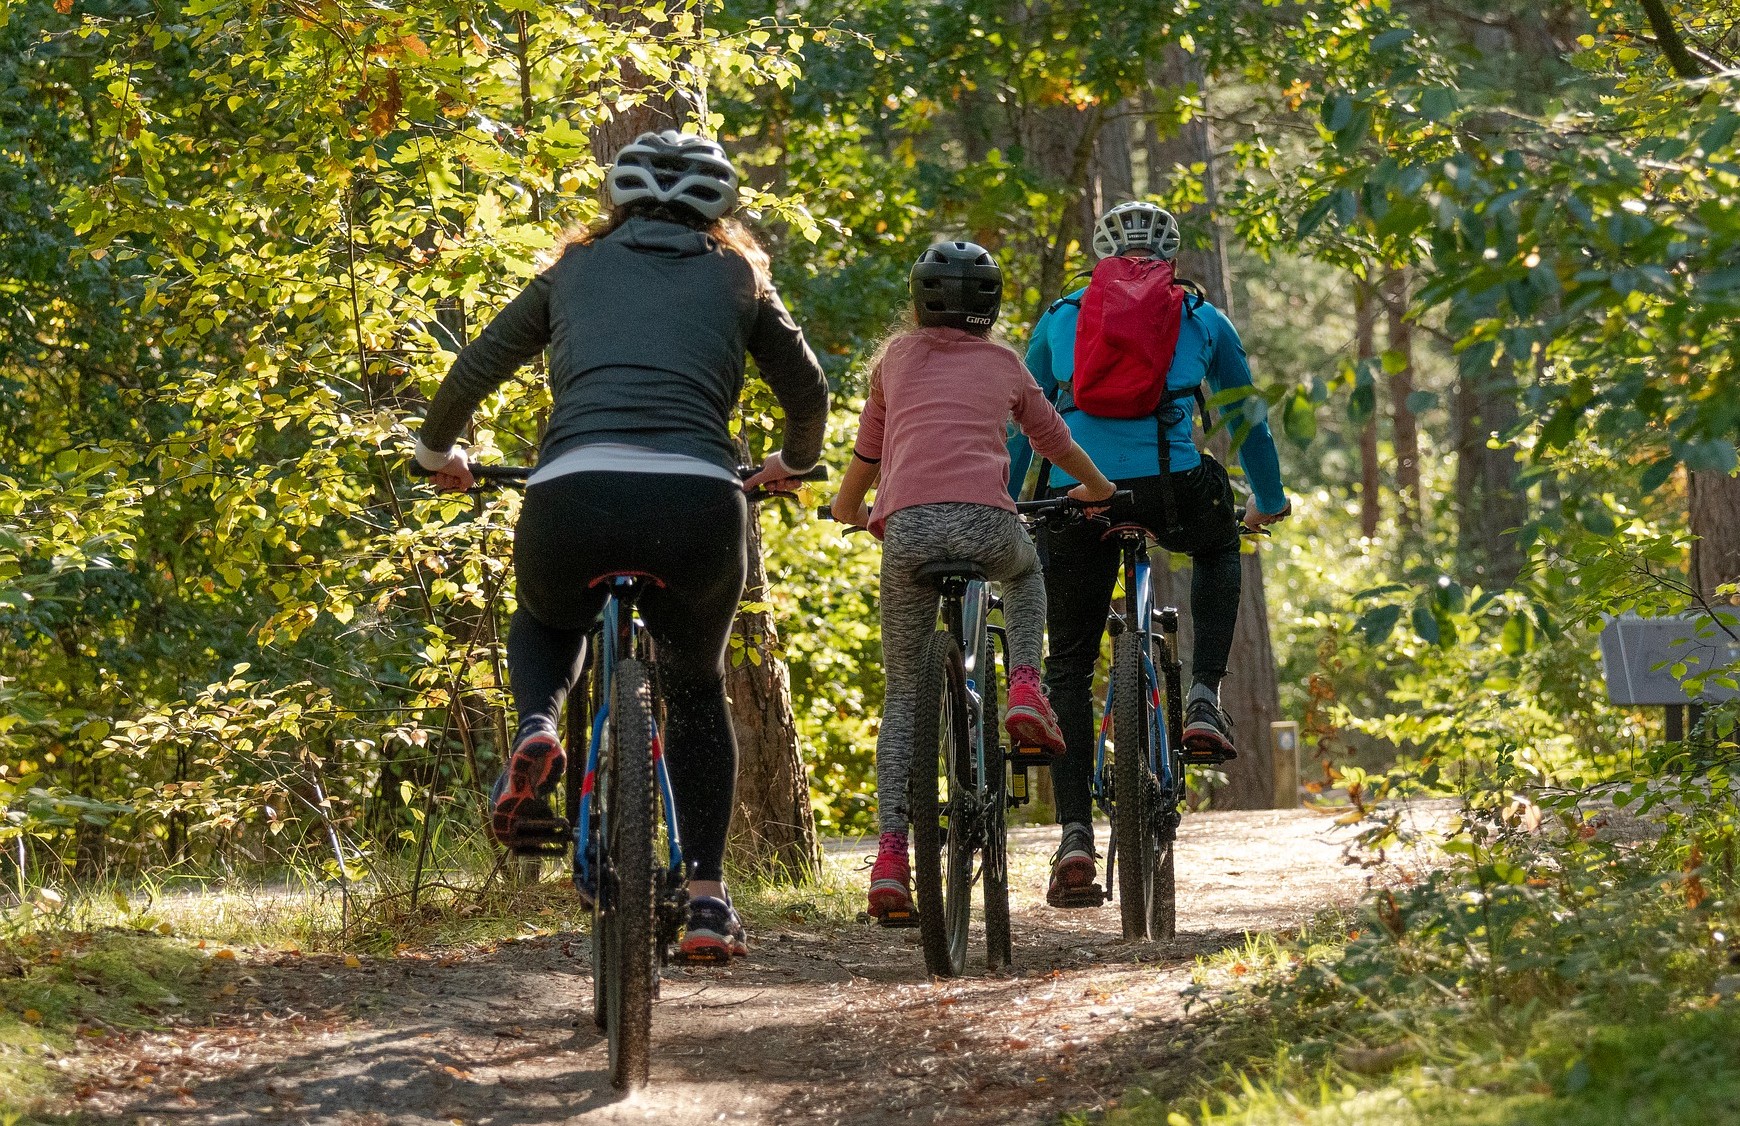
[554,203,772,294]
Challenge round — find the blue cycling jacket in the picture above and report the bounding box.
[1007,287,1288,515]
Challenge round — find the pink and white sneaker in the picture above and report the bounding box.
[1004,666,1066,756]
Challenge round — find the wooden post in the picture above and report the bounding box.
[1271,721,1299,809]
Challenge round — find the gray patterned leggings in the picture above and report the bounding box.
[877,502,1046,834]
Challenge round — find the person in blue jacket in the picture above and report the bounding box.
[1008,201,1291,907]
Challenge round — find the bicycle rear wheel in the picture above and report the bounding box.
[981,650,1013,970]
[600,658,656,1089]
[910,629,972,978]
[1111,632,1153,941]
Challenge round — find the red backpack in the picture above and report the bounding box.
[1071,256,1187,418]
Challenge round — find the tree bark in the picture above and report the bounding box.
[1691,468,1740,601]
[1355,274,1381,539]
[725,509,821,879]
[1025,102,1103,300]
[587,3,707,170]
[1149,49,1279,809]
[1456,355,1528,589]
[1383,267,1422,536]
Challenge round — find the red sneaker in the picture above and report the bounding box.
[866,832,914,921]
[1005,666,1066,755]
[489,732,565,846]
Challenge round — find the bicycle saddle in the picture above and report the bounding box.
[915,559,988,584]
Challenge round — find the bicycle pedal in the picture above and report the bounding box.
[874,908,920,929]
[674,946,732,966]
[1180,746,1238,766]
[1046,883,1108,910]
[1008,744,1058,767]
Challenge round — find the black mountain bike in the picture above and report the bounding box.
[825,493,1128,977]
[415,458,823,1088]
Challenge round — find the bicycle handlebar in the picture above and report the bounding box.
[409,459,827,498]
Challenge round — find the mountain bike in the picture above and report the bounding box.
[821,493,1128,977]
[1071,519,1254,941]
[414,458,823,1088]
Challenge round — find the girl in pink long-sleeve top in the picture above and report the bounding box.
[830,241,1116,923]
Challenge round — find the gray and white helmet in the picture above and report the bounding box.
[1092,201,1181,260]
[607,130,741,222]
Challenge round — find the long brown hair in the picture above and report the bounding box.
[554,202,773,294]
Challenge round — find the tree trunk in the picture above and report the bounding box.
[1383,268,1422,536]
[725,508,821,879]
[1475,363,1527,588]
[1149,49,1279,809]
[587,3,707,171]
[1691,468,1740,601]
[1025,102,1103,301]
[1453,360,1482,585]
[1355,274,1381,539]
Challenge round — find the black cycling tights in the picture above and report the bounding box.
[508,470,747,883]
[1040,458,1244,828]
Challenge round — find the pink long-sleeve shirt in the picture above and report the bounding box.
[854,327,1076,539]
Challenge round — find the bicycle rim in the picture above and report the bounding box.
[1111,632,1153,941]
[981,653,1012,970]
[605,659,656,1090]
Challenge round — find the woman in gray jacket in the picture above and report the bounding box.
[416,131,829,962]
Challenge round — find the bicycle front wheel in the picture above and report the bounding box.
[601,658,656,1090]
[910,629,972,978]
[1111,632,1154,941]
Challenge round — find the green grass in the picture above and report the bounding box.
[1076,824,1740,1126]
[0,931,210,1121]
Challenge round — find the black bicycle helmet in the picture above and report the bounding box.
[909,241,1002,332]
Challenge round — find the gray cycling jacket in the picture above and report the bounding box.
[418,216,829,473]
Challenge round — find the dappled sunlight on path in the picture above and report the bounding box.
[69,808,1434,1126]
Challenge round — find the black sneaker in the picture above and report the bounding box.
[1046,823,1102,908]
[679,896,749,964]
[1182,696,1237,760]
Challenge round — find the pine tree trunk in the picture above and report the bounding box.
[1691,468,1740,601]
[1355,275,1381,539]
[1150,48,1279,809]
[1383,268,1422,536]
[725,510,821,879]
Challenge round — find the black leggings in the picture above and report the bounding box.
[509,471,747,882]
[1040,457,1243,827]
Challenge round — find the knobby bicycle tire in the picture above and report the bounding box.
[1151,838,1177,941]
[604,659,657,1089]
[981,650,1012,970]
[910,629,971,977]
[1111,632,1153,941]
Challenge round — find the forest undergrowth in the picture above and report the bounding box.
[1085,734,1740,1125]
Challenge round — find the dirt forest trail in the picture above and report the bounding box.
[74,808,1434,1126]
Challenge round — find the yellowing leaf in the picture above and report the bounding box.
[344,954,361,968]
[22,1009,42,1024]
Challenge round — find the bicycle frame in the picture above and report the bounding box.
[573,578,684,897]
[1093,540,1186,843]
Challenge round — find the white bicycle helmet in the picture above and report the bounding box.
[1092,201,1181,260]
[607,130,741,223]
